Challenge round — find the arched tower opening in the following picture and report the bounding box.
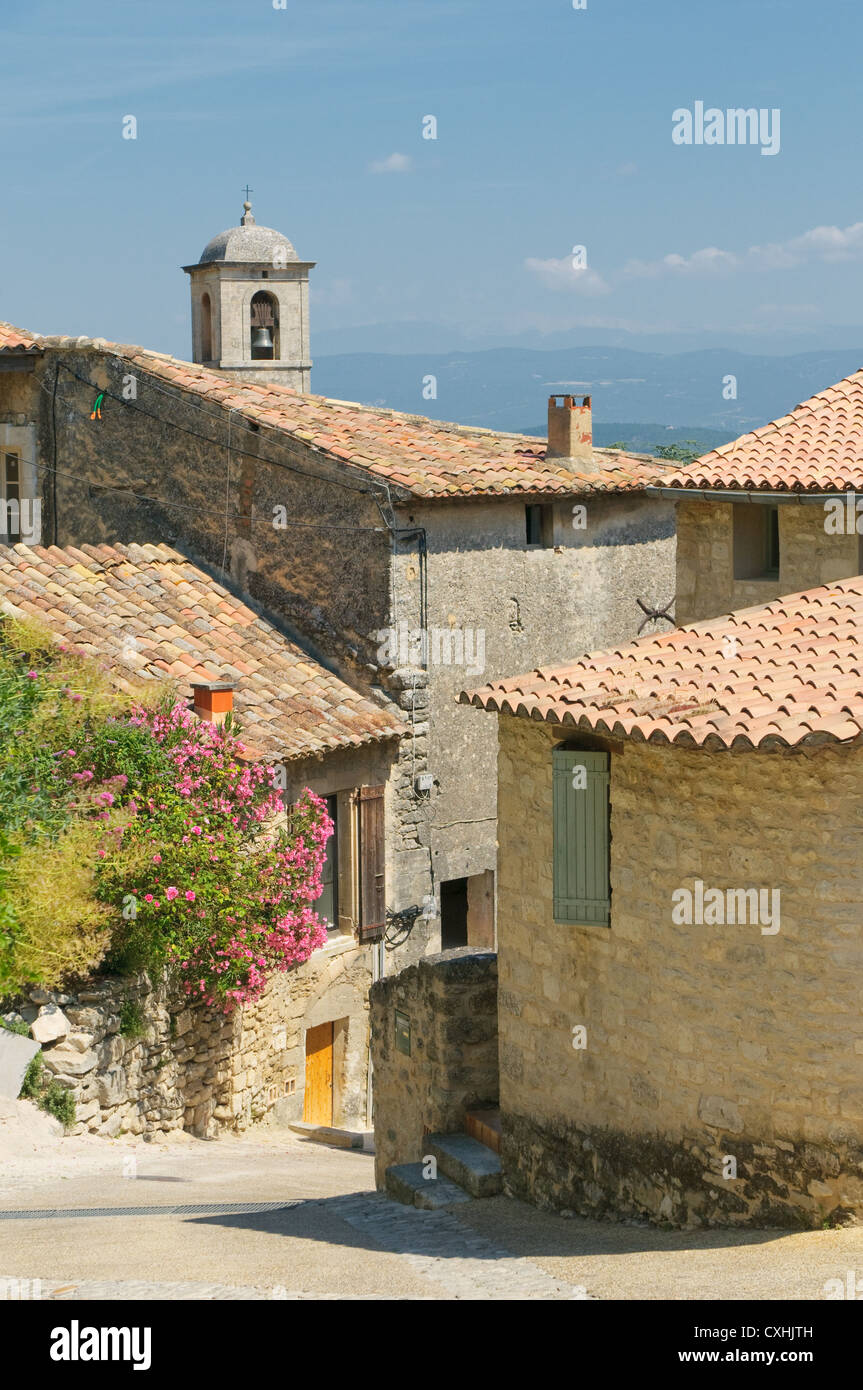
[250,290,279,360]
[200,292,213,361]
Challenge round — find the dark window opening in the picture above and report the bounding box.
[733,504,780,581]
[200,292,213,361]
[2,452,21,543]
[440,877,468,949]
[526,502,554,548]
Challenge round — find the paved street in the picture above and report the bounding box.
[0,1127,860,1300]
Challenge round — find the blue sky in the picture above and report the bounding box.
[2,0,863,357]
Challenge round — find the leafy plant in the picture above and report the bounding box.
[118,999,145,1040]
[0,1016,30,1037]
[16,1052,76,1127]
[0,619,331,1011]
[653,440,703,464]
[18,1052,43,1098]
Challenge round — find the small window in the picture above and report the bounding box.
[318,795,339,932]
[552,748,610,926]
[733,504,780,580]
[526,502,554,547]
[2,452,21,543]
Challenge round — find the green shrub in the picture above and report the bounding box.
[18,1052,43,1098]
[17,1051,76,1127]
[0,820,112,994]
[0,1016,30,1037]
[40,1082,76,1127]
[118,999,145,1040]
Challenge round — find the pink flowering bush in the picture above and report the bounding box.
[88,701,331,1012]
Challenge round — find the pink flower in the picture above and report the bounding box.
[185,890,196,901]
[152,853,161,863]
[165,886,179,901]
[144,894,154,903]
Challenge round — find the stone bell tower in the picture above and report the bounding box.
[183,200,315,391]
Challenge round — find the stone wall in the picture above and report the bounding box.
[369,948,498,1187]
[5,936,373,1138]
[676,497,861,625]
[496,714,863,1228]
[1,345,673,970]
[389,492,676,915]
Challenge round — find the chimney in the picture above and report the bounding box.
[191,679,235,726]
[547,394,592,461]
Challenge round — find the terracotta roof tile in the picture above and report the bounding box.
[0,542,404,761]
[0,320,665,501]
[657,369,863,492]
[461,577,863,751]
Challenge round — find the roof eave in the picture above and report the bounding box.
[645,485,849,505]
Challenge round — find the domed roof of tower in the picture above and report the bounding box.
[198,202,299,265]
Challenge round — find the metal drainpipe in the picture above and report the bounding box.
[367,938,385,1129]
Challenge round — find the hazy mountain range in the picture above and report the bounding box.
[312,341,863,454]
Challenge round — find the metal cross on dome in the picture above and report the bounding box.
[242,185,254,202]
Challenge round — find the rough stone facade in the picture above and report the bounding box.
[7,935,373,1138]
[675,497,862,625]
[0,344,674,970]
[494,713,863,1228]
[369,948,498,1187]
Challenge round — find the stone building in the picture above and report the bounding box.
[648,369,863,624]
[462,580,863,1228]
[0,319,674,966]
[183,200,314,391]
[0,540,404,1134]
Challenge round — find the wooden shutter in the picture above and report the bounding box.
[358,785,386,941]
[553,749,610,925]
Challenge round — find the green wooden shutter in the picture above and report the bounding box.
[553,749,610,925]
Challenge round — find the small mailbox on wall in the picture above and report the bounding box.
[394,1010,411,1057]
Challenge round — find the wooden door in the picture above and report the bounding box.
[303,1022,334,1124]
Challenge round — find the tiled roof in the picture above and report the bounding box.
[0,542,404,760]
[656,369,863,493]
[0,322,40,352]
[0,320,664,500]
[461,576,863,751]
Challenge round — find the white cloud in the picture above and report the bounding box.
[524,257,610,296]
[369,152,413,174]
[623,221,863,280]
[624,246,739,278]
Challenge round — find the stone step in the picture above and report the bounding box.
[425,1132,503,1197]
[287,1121,364,1149]
[384,1162,473,1210]
[465,1107,501,1155]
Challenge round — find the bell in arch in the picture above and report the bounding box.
[251,326,274,353]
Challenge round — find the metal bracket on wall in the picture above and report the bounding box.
[636,595,676,633]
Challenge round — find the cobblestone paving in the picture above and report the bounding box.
[329,1192,593,1300]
